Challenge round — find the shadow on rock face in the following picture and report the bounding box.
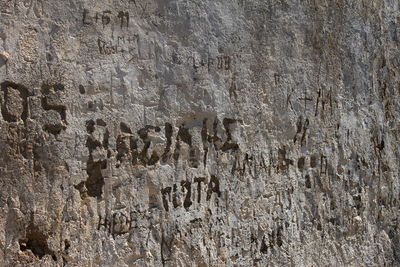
[19,231,57,261]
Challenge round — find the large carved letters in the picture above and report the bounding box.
[0,82,31,123]
[98,211,134,238]
[112,116,240,168]
[41,83,68,135]
[206,175,221,201]
[161,175,221,212]
[75,119,109,199]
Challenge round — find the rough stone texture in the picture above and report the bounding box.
[0,0,399,266]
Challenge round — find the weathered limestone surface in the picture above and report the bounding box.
[0,0,399,266]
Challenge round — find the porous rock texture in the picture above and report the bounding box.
[0,0,399,266]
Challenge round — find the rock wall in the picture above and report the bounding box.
[0,0,399,266]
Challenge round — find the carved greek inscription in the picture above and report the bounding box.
[161,187,172,212]
[112,116,239,168]
[116,135,130,166]
[97,211,134,238]
[97,35,138,55]
[75,119,109,199]
[231,153,254,177]
[190,54,235,73]
[315,86,335,119]
[310,155,317,168]
[41,84,67,135]
[83,9,130,29]
[297,156,305,170]
[137,125,161,166]
[202,117,239,154]
[161,175,221,212]
[260,224,284,254]
[229,77,239,100]
[172,184,179,208]
[300,118,309,146]
[97,38,118,55]
[194,177,206,203]
[221,118,239,151]
[293,116,302,144]
[305,174,312,188]
[181,180,192,209]
[115,123,164,167]
[227,148,333,181]
[231,152,272,179]
[162,123,173,162]
[173,125,191,162]
[117,11,129,28]
[299,88,313,111]
[201,119,209,166]
[320,154,328,175]
[0,81,32,123]
[293,116,309,146]
[277,147,293,173]
[206,175,221,201]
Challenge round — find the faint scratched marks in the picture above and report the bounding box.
[97,35,138,55]
[192,54,232,72]
[293,116,309,146]
[315,86,335,119]
[83,9,129,29]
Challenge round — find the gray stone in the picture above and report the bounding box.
[0,0,399,266]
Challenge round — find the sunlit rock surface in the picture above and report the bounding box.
[0,0,399,266]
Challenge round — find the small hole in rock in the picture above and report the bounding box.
[79,85,85,94]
